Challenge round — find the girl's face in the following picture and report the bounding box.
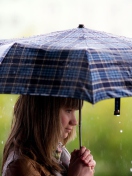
[59,107,78,139]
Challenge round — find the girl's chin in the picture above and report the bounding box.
[63,133,68,139]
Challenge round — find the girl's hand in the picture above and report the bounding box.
[68,146,96,176]
[79,146,96,170]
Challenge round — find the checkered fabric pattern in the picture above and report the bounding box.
[0,26,132,104]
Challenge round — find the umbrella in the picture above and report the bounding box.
[0,24,132,147]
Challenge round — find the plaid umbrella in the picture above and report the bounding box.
[0,24,132,147]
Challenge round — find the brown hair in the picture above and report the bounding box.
[2,95,82,174]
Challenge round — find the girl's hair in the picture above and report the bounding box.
[2,95,82,173]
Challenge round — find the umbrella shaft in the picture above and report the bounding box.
[79,100,82,149]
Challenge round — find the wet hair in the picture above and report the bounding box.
[2,95,83,173]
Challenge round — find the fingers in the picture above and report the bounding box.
[81,153,93,166]
[88,159,96,168]
[79,146,88,156]
[70,147,96,176]
[79,146,91,159]
[84,158,96,170]
[70,149,79,163]
[71,146,89,157]
[79,146,96,168]
[71,147,96,169]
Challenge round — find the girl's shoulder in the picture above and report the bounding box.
[2,151,53,176]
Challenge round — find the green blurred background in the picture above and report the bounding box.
[0,95,132,175]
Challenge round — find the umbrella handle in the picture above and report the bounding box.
[114,98,120,116]
[79,99,82,149]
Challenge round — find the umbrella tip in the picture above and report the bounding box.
[78,24,85,28]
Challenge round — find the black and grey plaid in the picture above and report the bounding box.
[0,27,132,103]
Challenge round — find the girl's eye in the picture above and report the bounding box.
[66,109,72,113]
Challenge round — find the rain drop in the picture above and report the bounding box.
[119,121,121,124]
[1,141,3,144]
[10,99,12,101]
[120,143,122,150]
[120,155,123,159]
[130,168,132,172]
[120,130,123,133]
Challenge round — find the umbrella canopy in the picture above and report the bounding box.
[0,24,132,104]
[0,24,132,148]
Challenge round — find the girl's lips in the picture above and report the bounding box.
[65,128,72,132]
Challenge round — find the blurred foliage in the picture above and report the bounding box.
[0,94,132,176]
[0,94,18,172]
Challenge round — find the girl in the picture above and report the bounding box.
[2,95,96,176]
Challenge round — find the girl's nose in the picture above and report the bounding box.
[70,113,78,126]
